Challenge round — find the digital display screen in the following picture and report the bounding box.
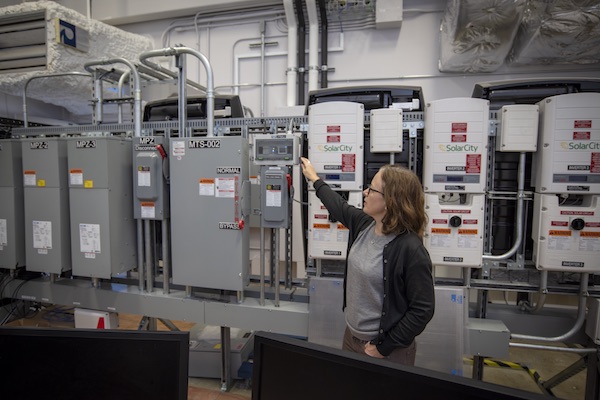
[446,176,464,182]
[325,174,341,180]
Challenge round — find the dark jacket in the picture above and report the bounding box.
[313,179,435,356]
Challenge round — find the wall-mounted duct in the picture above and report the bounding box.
[439,0,600,73]
[0,1,153,116]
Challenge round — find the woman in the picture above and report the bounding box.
[301,157,435,365]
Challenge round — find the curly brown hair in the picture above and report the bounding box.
[380,165,428,237]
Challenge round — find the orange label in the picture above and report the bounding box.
[70,169,83,174]
[458,229,478,235]
[337,224,348,230]
[431,228,451,234]
[24,170,35,175]
[141,202,155,207]
[581,232,600,238]
[549,230,571,236]
[199,178,215,184]
[313,223,330,229]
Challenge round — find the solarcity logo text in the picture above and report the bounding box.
[318,144,353,152]
[439,144,478,152]
[561,142,600,150]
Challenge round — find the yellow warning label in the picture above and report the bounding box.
[84,180,94,188]
[431,228,451,234]
[581,231,600,238]
[458,229,478,235]
[37,179,46,187]
[549,230,571,236]
[313,223,331,229]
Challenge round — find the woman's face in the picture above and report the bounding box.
[363,170,387,220]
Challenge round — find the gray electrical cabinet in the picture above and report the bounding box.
[169,136,249,291]
[67,136,136,279]
[0,140,25,270]
[22,137,71,274]
[132,136,169,220]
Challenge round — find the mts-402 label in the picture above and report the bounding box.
[189,139,221,149]
[76,139,97,149]
[30,141,49,149]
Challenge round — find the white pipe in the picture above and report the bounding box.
[283,0,298,106]
[306,0,319,92]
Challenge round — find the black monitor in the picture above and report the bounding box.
[0,326,189,400]
[252,332,548,400]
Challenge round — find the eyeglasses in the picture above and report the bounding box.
[366,184,384,196]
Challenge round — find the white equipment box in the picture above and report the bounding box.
[423,98,490,193]
[496,104,539,152]
[424,193,485,268]
[370,108,403,153]
[532,193,600,272]
[533,92,600,194]
[307,191,363,260]
[307,101,364,191]
[74,308,118,329]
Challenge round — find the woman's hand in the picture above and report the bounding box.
[364,343,385,359]
[300,157,320,183]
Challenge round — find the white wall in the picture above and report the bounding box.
[111,1,600,118]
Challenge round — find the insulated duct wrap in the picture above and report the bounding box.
[0,1,153,116]
[439,0,527,73]
[508,0,600,65]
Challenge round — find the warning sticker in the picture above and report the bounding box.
[574,120,592,129]
[141,202,156,219]
[70,169,83,185]
[551,221,569,226]
[137,167,151,187]
[549,230,572,236]
[466,154,481,173]
[23,170,36,186]
[573,132,591,140]
[215,177,235,198]
[462,219,478,225]
[431,228,451,234]
[452,134,467,142]
[591,153,600,173]
[172,140,185,157]
[581,232,600,238]
[452,123,467,133]
[458,229,478,235]
[327,126,341,133]
[342,154,356,172]
[313,223,331,229]
[432,219,447,224]
[199,178,215,196]
[327,135,341,143]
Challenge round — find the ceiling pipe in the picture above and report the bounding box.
[318,0,328,88]
[283,0,298,107]
[294,0,306,105]
[306,0,319,92]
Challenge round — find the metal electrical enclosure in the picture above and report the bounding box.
[307,101,364,191]
[533,92,600,194]
[532,194,600,272]
[423,98,489,194]
[133,136,169,220]
[0,140,25,270]
[67,136,136,279]
[424,193,485,268]
[169,136,249,291]
[22,137,71,274]
[260,167,289,229]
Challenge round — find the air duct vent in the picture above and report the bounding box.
[0,10,47,73]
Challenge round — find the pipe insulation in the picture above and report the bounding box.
[0,1,153,116]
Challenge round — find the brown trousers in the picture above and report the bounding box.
[342,326,416,366]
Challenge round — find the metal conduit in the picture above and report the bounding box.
[509,342,597,355]
[83,58,142,139]
[22,72,92,127]
[511,273,589,343]
[139,47,215,137]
